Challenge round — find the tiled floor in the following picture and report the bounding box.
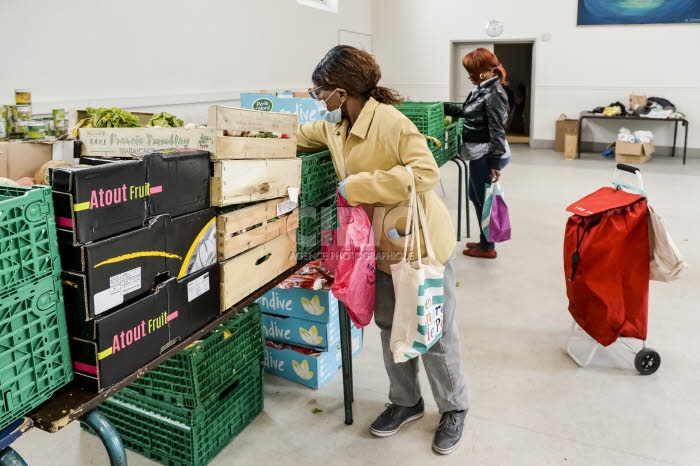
[14,148,700,465]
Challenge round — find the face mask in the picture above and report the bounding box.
[316,89,343,123]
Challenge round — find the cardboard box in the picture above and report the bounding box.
[78,127,220,157]
[239,94,320,124]
[0,150,7,178]
[615,141,654,164]
[629,94,647,111]
[555,117,579,153]
[262,311,340,351]
[70,264,221,391]
[0,141,53,180]
[145,149,210,217]
[210,159,302,207]
[258,287,339,324]
[52,149,210,245]
[217,197,299,261]
[60,208,216,320]
[263,324,362,389]
[220,232,297,311]
[52,158,148,245]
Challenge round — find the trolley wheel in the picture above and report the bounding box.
[634,348,661,375]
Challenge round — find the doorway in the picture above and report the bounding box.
[450,40,535,145]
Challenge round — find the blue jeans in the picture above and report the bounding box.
[468,156,510,251]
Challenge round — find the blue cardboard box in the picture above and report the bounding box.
[257,287,339,324]
[264,324,363,389]
[262,312,340,351]
[240,93,320,124]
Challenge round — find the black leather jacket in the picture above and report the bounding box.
[445,77,508,170]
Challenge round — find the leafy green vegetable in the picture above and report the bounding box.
[72,107,141,137]
[149,112,184,128]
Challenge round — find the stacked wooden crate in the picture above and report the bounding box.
[209,106,301,311]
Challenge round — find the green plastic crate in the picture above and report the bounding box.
[396,102,445,139]
[87,360,264,466]
[0,185,61,296]
[297,194,338,257]
[128,304,264,409]
[426,135,448,167]
[298,150,338,206]
[0,274,73,431]
[444,122,459,161]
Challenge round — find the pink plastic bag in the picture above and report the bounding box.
[321,191,376,328]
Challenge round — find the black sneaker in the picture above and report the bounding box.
[432,409,468,455]
[369,398,425,437]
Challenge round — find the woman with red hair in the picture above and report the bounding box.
[445,48,511,259]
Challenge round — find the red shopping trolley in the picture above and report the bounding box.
[564,164,660,375]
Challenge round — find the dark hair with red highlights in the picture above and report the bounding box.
[462,48,508,86]
[312,45,401,105]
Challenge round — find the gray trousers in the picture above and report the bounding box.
[374,250,469,414]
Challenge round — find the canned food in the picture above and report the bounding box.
[8,105,18,121]
[52,108,66,120]
[0,119,6,139]
[16,104,32,121]
[15,89,31,105]
[27,121,46,140]
[16,121,30,135]
[45,118,56,136]
[56,118,68,134]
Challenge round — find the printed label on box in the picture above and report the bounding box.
[119,267,142,295]
[94,267,142,315]
[277,199,297,217]
[187,272,210,302]
[94,287,124,315]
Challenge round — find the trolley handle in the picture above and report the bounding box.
[616,164,640,174]
[613,164,646,196]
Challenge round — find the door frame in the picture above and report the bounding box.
[449,39,537,145]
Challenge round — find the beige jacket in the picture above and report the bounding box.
[297,97,455,274]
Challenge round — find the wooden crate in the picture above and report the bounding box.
[220,232,297,311]
[217,197,300,261]
[209,105,297,160]
[78,127,221,157]
[211,159,302,207]
[208,105,297,134]
[214,135,296,160]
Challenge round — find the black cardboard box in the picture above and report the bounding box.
[52,158,148,245]
[70,264,221,391]
[52,149,210,245]
[146,149,210,218]
[60,208,216,322]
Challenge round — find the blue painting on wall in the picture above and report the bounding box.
[578,0,700,25]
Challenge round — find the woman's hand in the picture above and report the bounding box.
[491,169,501,183]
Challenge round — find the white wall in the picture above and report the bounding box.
[372,0,700,151]
[0,0,372,124]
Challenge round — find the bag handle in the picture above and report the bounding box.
[404,166,438,263]
[402,166,421,265]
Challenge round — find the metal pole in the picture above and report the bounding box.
[672,120,678,158]
[464,159,471,238]
[338,302,354,425]
[450,158,463,241]
[80,410,128,466]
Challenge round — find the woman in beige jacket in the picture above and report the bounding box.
[297,46,469,455]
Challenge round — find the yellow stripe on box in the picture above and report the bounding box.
[94,251,182,269]
[98,347,113,360]
[62,280,79,289]
[73,202,91,212]
[178,218,216,279]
